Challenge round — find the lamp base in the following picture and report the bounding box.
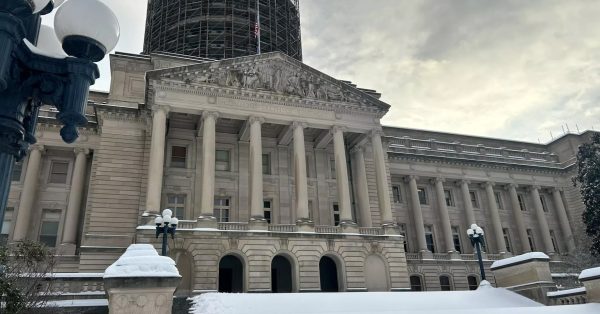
[62,35,106,62]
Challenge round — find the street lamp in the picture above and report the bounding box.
[155,209,179,256]
[0,0,119,227]
[467,223,486,281]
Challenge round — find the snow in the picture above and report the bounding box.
[490,252,550,269]
[103,244,181,278]
[551,273,579,278]
[579,266,600,280]
[547,287,586,297]
[46,299,108,308]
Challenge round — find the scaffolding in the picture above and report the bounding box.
[143,0,302,61]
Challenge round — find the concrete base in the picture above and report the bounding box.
[296,220,315,232]
[383,224,399,235]
[104,277,181,314]
[340,221,359,233]
[248,219,269,231]
[196,216,218,229]
[581,275,600,303]
[419,250,433,259]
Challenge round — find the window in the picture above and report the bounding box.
[444,189,455,207]
[215,150,231,171]
[392,185,402,203]
[264,200,272,224]
[333,203,340,226]
[550,230,559,253]
[527,229,536,251]
[469,191,479,208]
[39,209,61,247]
[214,198,230,222]
[399,223,408,252]
[439,275,452,291]
[49,161,69,184]
[451,226,462,253]
[494,191,503,209]
[170,146,187,168]
[425,225,435,253]
[417,188,428,205]
[1,208,13,245]
[467,276,478,290]
[12,162,22,181]
[330,157,336,179]
[540,195,549,212]
[503,228,512,253]
[167,194,186,219]
[410,275,423,291]
[262,153,271,175]
[518,194,527,211]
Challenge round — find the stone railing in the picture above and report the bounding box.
[359,227,385,236]
[460,254,477,261]
[218,222,249,231]
[41,273,105,300]
[177,220,197,230]
[405,253,420,260]
[485,254,503,260]
[433,253,450,260]
[268,224,298,233]
[547,287,587,305]
[315,226,340,234]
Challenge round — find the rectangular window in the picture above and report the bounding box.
[262,154,271,175]
[518,194,527,211]
[0,208,13,245]
[214,198,230,222]
[215,150,231,171]
[330,157,336,179]
[494,192,503,209]
[469,191,479,208]
[170,146,187,168]
[392,185,402,203]
[527,229,536,251]
[444,189,455,207]
[550,230,559,253]
[333,203,340,226]
[167,194,186,219]
[503,228,512,253]
[12,162,22,182]
[425,225,435,253]
[264,200,272,224]
[417,188,428,205]
[540,195,549,212]
[451,226,462,253]
[39,209,61,247]
[399,223,408,252]
[49,161,69,184]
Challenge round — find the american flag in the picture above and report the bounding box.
[254,21,260,38]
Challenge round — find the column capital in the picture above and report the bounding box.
[431,177,445,184]
[202,110,220,121]
[331,125,347,134]
[369,128,385,138]
[248,115,265,125]
[481,181,495,189]
[74,147,90,156]
[30,144,45,153]
[152,105,170,115]
[528,185,541,192]
[350,144,366,155]
[505,183,518,190]
[552,186,564,193]
[456,179,470,187]
[292,121,308,129]
[404,175,419,183]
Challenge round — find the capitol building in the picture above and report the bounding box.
[2,0,596,296]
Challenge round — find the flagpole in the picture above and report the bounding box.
[256,0,261,54]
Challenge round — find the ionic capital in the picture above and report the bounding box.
[404,175,419,183]
[152,105,170,115]
[528,185,541,192]
[505,183,519,191]
[481,181,495,189]
[331,125,347,134]
[30,144,45,153]
[369,128,385,138]
[292,121,308,130]
[456,179,470,187]
[202,111,220,122]
[552,187,564,193]
[248,115,265,125]
[74,147,90,156]
[350,145,366,155]
[431,177,445,185]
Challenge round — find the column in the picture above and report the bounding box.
[433,177,454,253]
[371,130,394,225]
[61,148,89,248]
[459,180,476,226]
[144,105,169,215]
[351,146,372,227]
[552,188,575,252]
[507,184,530,252]
[198,111,219,220]
[249,116,265,222]
[530,186,555,254]
[332,126,354,225]
[407,175,428,252]
[12,145,44,241]
[484,182,507,253]
[293,122,310,223]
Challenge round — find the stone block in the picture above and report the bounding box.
[579,266,600,303]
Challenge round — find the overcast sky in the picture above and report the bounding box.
[44,0,600,143]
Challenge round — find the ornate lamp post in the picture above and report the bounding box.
[155,209,179,256]
[0,0,119,227]
[467,223,486,281]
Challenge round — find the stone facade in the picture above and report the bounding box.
[2,51,594,294]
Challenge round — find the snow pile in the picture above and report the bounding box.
[579,266,600,280]
[547,287,586,297]
[104,244,180,278]
[490,252,550,269]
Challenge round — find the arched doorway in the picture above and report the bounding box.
[271,255,293,293]
[365,254,389,291]
[218,255,244,293]
[319,256,339,292]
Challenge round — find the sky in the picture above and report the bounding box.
[42,0,600,143]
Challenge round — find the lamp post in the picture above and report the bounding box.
[467,223,486,281]
[0,0,120,228]
[155,209,178,256]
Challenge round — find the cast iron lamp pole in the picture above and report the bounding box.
[155,209,179,256]
[0,0,119,228]
[467,224,486,281]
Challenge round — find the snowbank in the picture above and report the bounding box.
[103,244,180,278]
[547,287,586,297]
[490,252,549,270]
[579,266,600,280]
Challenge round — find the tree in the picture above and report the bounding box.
[0,241,56,313]
[574,132,600,256]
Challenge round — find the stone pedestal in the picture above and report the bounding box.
[296,220,315,232]
[104,277,181,314]
[196,216,218,229]
[383,225,399,235]
[339,221,359,233]
[579,267,600,303]
[248,219,269,231]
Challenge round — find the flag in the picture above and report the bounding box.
[254,21,260,39]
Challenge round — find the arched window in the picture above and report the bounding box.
[409,275,423,291]
[439,275,452,291]
[467,275,478,290]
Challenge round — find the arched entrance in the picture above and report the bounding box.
[365,254,389,291]
[271,255,293,293]
[218,255,244,293]
[319,256,339,292]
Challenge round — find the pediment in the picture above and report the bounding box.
[146,52,390,115]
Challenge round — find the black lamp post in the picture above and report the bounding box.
[155,209,179,256]
[467,223,486,281]
[0,0,119,228]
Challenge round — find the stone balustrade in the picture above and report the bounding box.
[547,287,587,305]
